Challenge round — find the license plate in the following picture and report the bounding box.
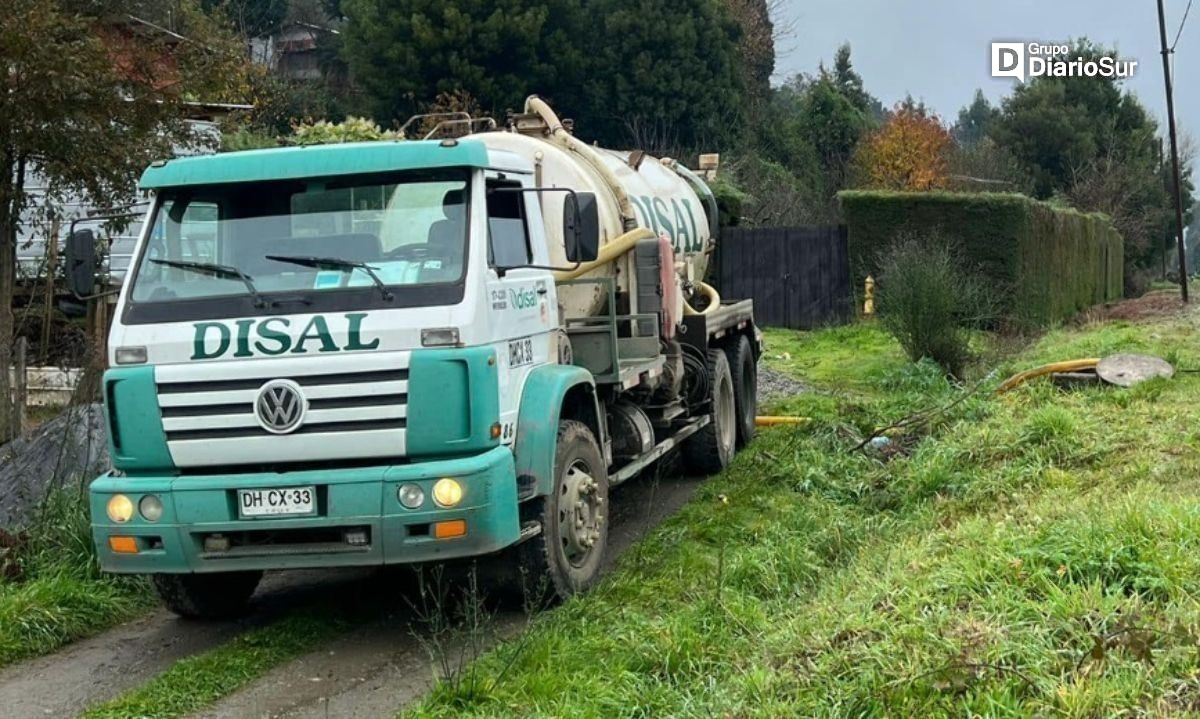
[238,486,316,518]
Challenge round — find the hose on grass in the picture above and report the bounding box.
[995,358,1100,394]
[755,416,811,426]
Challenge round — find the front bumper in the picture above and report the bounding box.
[89,446,520,574]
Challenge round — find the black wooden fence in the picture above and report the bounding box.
[716,225,854,329]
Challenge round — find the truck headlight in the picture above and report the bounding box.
[106,494,134,523]
[114,346,148,365]
[139,495,164,522]
[432,478,463,508]
[397,483,424,509]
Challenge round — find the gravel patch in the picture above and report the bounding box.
[758,366,807,403]
[0,403,108,530]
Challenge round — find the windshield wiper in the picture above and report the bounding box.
[149,259,269,308]
[266,255,394,301]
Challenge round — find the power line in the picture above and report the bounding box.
[1173,0,1195,50]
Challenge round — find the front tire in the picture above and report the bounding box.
[152,571,262,619]
[683,348,736,475]
[518,420,609,601]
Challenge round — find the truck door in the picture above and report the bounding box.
[484,175,556,446]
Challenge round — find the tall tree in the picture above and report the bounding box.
[831,43,883,120]
[340,0,584,126]
[573,0,743,152]
[0,0,248,442]
[992,41,1155,198]
[792,74,871,200]
[754,45,880,220]
[724,0,774,106]
[990,40,1192,291]
[339,0,745,152]
[953,89,999,147]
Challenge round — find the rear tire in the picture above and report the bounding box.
[683,349,736,475]
[726,334,757,448]
[517,420,609,602]
[152,571,262,619]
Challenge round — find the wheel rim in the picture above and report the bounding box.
[557,459,603,568]
[717,371,736,453]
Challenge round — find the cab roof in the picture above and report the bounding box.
[138,139,495,190]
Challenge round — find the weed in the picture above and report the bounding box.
[874,234,996,377]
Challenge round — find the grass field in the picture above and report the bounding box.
[0,490,150,668]
[407,306,1200,717]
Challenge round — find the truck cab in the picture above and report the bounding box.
[88,133,758,617]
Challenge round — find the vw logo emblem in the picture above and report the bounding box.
[255,379,307,434]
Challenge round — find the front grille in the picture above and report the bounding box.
[157,369,408,394]
[158,367,408,442]
[154,353,411,468]
[161,393,407,418]
[164,418,407,442]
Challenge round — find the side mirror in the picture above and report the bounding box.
[65,229,98,297]
[564,192,600,264]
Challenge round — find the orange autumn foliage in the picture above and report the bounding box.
[853,105,953,191]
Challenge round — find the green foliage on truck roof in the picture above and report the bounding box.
[138,139,490,190]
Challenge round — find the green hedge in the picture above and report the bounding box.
[839,191,1123,327]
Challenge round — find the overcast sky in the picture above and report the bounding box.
[772,0,1198,147]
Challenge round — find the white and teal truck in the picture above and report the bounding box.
[81,98,760,617]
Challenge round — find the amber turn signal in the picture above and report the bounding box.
[108,536,139,554]
[432,519,467,539]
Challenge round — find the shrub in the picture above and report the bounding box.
[874,234,992,376]
[220,127,278,152]
[292,116,401,145]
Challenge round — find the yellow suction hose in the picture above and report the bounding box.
[996,359,1100,394]
[552,227,722,316]
[682,281,720,316]
[755,416,812,427]
[551,228,654,281]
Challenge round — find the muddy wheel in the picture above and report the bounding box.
[683,348,736,475]
[518,420,608,601]
[152,571,262,619]
[726,334,757,448]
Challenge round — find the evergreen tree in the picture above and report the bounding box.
[340,0,584,124]
[725,0,774,106]
[832,44,884,120]
[991,40,1193,289]
[572,0,744,151]
[339,0,745,151]
[953,89,999,147]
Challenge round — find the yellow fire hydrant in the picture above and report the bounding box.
[863,275,875,316]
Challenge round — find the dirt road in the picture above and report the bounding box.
[0,469,703,719]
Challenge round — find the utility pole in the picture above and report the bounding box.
[1157,0,1190,302]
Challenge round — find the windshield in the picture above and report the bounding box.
[125,171,469,321]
